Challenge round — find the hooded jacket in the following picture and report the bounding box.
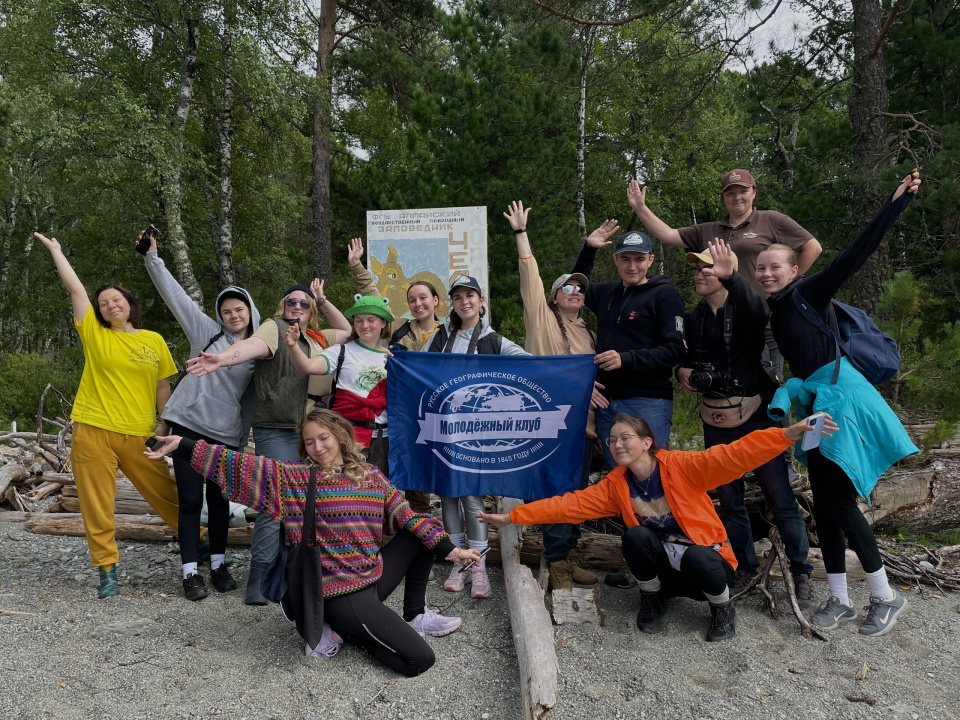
[572,245,686,400]
[145,251,261,446]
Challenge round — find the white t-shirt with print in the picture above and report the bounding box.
[320,341,388,425]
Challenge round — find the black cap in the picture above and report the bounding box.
[614,231,652,255]
[448,274,482,293]
[283,284,315,300]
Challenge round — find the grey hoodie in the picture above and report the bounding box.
[145,251,261,446]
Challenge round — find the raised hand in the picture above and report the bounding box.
[186,351,222,377]
[135,227,158,254]
[585,219,620,249]
[33,232,61,254]
[347,237,364,265]
[310,278,325,303]
[704,238,736,280]
[627,180,648,214]
[892,168,921,201]
[503,201,531,231]
[285,322,301,347]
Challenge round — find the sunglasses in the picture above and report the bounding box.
[284,298,311,309]
[561,284,584,295]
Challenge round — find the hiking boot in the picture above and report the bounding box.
[210,565,238,593]
[706,601,736,642]
[470,566,492,599]
[568,555,598,585]
[408,606,462,637]
[443,563,468,592]
[305,623,343,660]
[792,573,816,610]
[636,591,666,634]
[810,596,858,629]
[98,564,119,599]
[859,590,908,637]
[603,572,637,589]
[183,572,209,601]
[730,568,757,597]
[244,562,269,606]
[548,560,574,591]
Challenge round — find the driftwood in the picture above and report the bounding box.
[59,478,156,516]
[869,462,960,533]
[551,588,602,626]
[23,513,254,545]
[499,498,558,720]
[0,464,29,498]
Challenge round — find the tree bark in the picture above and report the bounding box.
[574,28,596,242]
[311,0,337,282]
[162,12,204,309]
[213,0,236,289]
[846,0,890,315]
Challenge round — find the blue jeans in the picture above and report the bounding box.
[542,436,594,562]
[595,397,673,470]
[249,427,301,566]
[704,416,813,577]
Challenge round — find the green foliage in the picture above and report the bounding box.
[0,352,82,428]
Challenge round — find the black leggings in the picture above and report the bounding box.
[622,525,734,600]
[806,449,883,574]
[323,531,436,677]
[169,424,232,564]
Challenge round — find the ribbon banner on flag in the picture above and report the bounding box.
[387,352,596,500]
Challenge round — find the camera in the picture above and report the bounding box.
[136,225,158,255]
[688,362,742,397]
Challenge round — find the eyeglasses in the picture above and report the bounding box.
[285,298,311,309]
[561,284,584,295]
[692,266,708,276]
[605,434,640,447]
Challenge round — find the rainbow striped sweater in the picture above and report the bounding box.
[185,439,454,598]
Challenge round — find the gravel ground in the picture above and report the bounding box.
[2,520,959,719]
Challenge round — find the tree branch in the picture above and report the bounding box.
[871,0,907,59]
[529,0,650,26]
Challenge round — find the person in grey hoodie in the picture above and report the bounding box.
[140,230,261,601]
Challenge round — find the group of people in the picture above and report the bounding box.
[35,166,920,677]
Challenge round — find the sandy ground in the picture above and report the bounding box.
[2,520,959,719]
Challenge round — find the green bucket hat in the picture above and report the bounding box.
[344,294,394,323]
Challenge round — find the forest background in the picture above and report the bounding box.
[0,0,957,440]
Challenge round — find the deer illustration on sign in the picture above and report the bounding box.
[370,245,450,319]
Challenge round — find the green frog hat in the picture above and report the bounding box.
[344,294,395,323]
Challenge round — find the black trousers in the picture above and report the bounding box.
[622,525,734,600]
[323,531,436,677]
[169,423,232,564]
[806,448,883,575]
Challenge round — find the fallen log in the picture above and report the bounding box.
[499,498,558,720]
[0,511,33,522]
[23,513,254,545]
[869,462,960,533]
[0,464,29,498]
[60,479,156,516]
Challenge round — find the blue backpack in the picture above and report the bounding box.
[792,291,900,385]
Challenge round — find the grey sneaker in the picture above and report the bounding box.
[810,596,858,629]
[859,590,908,637]
[791,573,816,610]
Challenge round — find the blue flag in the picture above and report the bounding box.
[387,352,596,500]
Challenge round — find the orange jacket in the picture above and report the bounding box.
[511,427,794,569]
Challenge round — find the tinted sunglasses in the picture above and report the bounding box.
[285,298,311,309]
[561,284,584,295]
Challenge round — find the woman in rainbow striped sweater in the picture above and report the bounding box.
[146,408,479,676]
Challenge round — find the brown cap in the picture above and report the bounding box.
[721,169,755,190]
[685,249,739,271]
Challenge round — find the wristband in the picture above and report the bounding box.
[317,297,327,306]
[513,228,527,235]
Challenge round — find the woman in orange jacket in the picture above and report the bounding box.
[479,412,835,642]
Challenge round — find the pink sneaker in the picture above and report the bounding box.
[408,606,462,637]
[470,566,492,598]
[443,563,468,592]
[305,623,342,660]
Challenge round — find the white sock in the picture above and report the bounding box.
[866,567,895,601]
[637,576,661,593]
[182,562,198,579]
[467,539,488,570]
[449,532,466,551]
[705,587,730,605]
[827,572,851,606]
[211,554,225,571]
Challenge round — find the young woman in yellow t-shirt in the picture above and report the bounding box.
[35,232,181,599]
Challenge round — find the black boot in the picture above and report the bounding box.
[706,601,736,642]
[636,591,666,634]
[244,562,269,606]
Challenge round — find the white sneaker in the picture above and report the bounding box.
[305,622,342,660]
[443,563,468,592]
[408,606,462,637]
[470,566,492,598]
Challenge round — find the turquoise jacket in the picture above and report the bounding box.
[768,357,918,499]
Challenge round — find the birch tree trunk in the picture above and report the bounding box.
[162,13,205,309]
[574,28,596,242]
[213,0,236,289]
[311,0,336,282]
[846,0,889,315]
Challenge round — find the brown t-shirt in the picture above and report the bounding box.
[677,210,813,294]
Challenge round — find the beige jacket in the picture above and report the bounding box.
[519,256,595,356]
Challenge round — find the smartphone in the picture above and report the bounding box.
[801,412,827,451]
[136,225,158,255]
[144,436,162,451]
[458,547,490,573]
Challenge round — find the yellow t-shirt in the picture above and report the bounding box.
[71,305,178,436]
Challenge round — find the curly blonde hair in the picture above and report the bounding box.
[297,408,369,485]
[274,293,321,332]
